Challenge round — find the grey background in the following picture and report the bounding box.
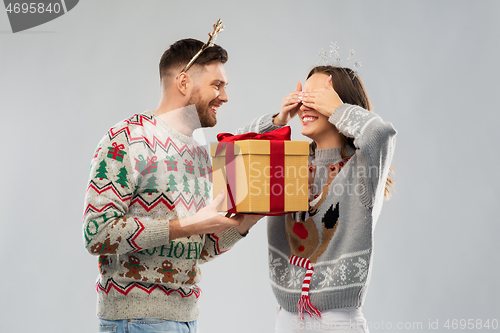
[1,1,499,332]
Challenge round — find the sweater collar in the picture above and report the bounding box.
[314,143,355,165]
[314,147,343,165]
[144,110,195,144]
[314,147,355,165]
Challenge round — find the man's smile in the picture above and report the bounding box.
[210,103,221,114]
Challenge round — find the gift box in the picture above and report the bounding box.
[134,155,158,176]
[107,142,127,162]
[210,127,309,214]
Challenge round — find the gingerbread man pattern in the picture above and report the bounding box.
[120,255,149,281]
[154,260,181,284]
[98,255,112,275]
[182,262,200,285]
[90,234,122,255]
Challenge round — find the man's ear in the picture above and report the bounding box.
[176,72,190,96]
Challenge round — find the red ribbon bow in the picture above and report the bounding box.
[215,126,291,155]
[112,142,125,150]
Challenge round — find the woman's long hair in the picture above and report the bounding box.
[307,66,394,199]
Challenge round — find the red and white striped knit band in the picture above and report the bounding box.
[289,255,321,318]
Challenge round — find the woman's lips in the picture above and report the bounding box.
[301,116,317,125]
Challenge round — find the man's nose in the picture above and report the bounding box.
[219,88,228,103]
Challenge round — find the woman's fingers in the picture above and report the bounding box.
[277,87,303,126]
[301,101,312,108]
[283,92,300,104]
[301,92,317,104]
[283,104,299,112]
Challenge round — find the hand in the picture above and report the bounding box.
[169,190,244,240]
[273,81,302,126]
[301,75,343,117]
[232,214,265,235]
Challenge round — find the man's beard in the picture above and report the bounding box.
[186,87,216,128]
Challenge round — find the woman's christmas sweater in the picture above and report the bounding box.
[237,104,397,315]
[82,110,267,322]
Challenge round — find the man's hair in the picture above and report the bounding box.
[159,38,228,80]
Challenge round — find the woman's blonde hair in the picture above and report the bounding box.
[307,66,394,199]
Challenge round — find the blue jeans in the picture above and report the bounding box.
[98,318,199,333]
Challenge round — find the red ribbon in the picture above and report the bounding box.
[146,157,158,173]
[215,127,291,214]
[270,140,285,212]
[112,142,125,150]
[216,126,291,155]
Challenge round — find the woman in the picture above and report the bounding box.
[236,65,396,332]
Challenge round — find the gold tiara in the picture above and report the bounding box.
[180,18,225,74]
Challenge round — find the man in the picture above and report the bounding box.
[83,38,266,332]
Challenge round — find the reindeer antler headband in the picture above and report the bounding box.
[180,18,225,74]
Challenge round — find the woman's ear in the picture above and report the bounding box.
[325,75,333,89]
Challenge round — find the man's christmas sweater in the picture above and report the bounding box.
[83,110,244,322]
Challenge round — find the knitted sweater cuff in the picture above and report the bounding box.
[213,227,244,252]
[328,103,352,128]
[259,113,284,133]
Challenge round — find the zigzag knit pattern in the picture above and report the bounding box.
[109,113,210,160]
